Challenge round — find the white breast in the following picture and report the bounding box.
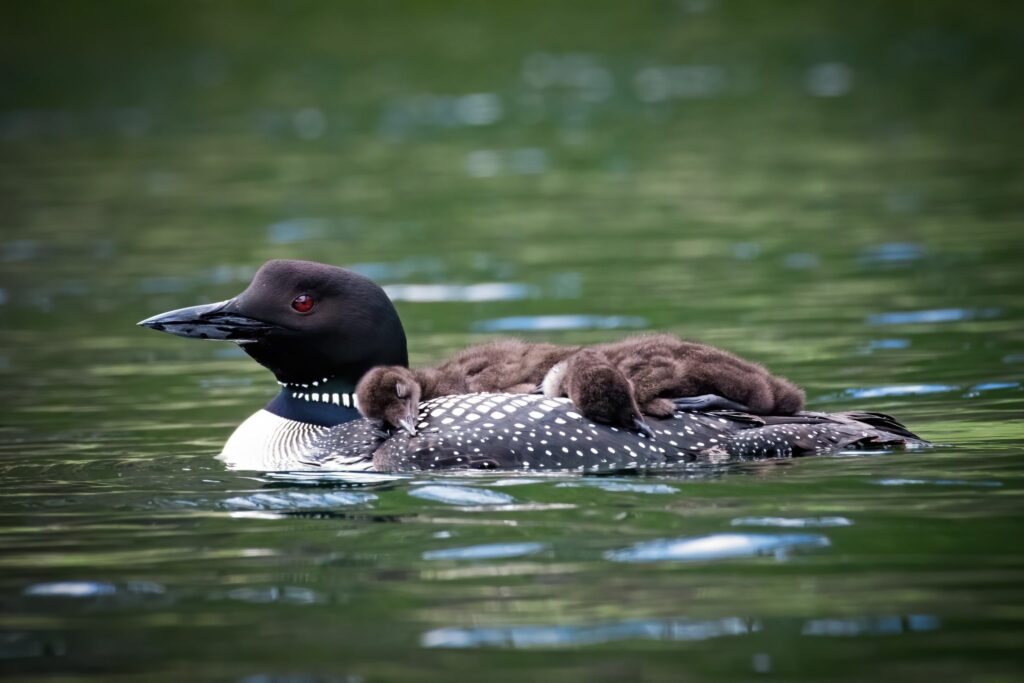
[217,410,333,471]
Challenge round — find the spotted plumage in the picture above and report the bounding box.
[299,393,927,473]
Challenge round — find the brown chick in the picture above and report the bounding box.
[354,366,421,435]
[542,349,655,438]
[593,334,805,417]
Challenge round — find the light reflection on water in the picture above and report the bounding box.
[383,282,537,302]
[421,613,941,649]
[554,480,679,494]
[221,491,379,510]
[867,308,1002,325]
[408,484,517,506]
[730,516,853,528]
[471,315,649,332]
[422,616,759,648]
[605,533,832,563]
[422,542,546,561]
[820,382,1020,401]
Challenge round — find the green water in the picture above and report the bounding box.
[2,2,1023,681]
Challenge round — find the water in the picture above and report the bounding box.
[2,2,1023,681]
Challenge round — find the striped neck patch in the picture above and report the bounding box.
[277,377,360,409]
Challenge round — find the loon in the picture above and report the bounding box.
[138,259,928,472]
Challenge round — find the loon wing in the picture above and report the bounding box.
[831,410,924,440]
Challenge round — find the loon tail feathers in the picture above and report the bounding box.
[833,411,924,441]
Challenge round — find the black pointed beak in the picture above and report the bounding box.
[138,299,277,343]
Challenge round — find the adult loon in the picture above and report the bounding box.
[138,259,928,471]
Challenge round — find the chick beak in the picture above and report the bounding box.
[398,414,418,436]
[633,417,656,440]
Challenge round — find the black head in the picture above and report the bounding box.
[139,259,409,384]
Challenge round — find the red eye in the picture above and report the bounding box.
[291,294,314,313]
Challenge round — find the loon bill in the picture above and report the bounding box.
[139,259,929,472]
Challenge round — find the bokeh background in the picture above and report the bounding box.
[1,2,1022,681]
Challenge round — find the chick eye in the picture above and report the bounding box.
[291,294,315,313]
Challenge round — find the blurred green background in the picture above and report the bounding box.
[1,2,1023,681]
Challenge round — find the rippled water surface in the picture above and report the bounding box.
[2,2,1023,681]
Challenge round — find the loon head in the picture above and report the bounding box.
[138,259,409,386]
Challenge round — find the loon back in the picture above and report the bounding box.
[218,392,927,472]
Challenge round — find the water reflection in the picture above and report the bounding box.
[522,53,613,102]
[422,616,757,648]
[408,484,516,506]
[267,218,328,245]
[826,381,1020,401]
[805,62,853,97]
[24,580,166,598]
[220,586,326,605]
[0,632,67,660]
[873,478,1002,488]
[802,615,940,637]
[24,581,118,597]
[970,382,1020,392]
[383,283,536,302]
[554,480,678,494]
[731,517,853,528]
[606,533,831,562]
[221,491,378,510]
[465,148,548,177]
[634,65,729,102]
[859,243,924,265]
[422,542,545,561]
[261,471,410,486]
[471,315,648,333]
[841,385,956,399]
[422,614,940,649]
[860,339,910,352]
[868,308,1001,325]
[379,92,504,137]
[237,675,360,683]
